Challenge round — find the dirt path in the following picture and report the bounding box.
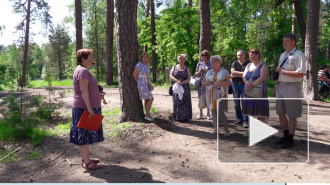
[0,86,330,182]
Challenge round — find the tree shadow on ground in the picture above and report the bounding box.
[86,165,164,183]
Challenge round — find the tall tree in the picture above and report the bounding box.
[21,0,31,87]
[151,0,157,83]
[10,0,52,86]
[293,0,306,46]
[303,0,320,100]
[144,0,151,52]
[199,0,210,54]
[116,0,144,122]
[106,0,114,85]
[47,24,72,80]
[75,0,83,52]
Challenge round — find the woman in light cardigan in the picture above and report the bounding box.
[203,55,232,136]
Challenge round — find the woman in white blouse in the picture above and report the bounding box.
[203,55,232,136]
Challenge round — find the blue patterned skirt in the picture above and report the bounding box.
[69,107,104,145]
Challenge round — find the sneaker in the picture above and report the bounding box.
[144,116,154,121]
[210,129,218,135]
[206,115,212,120]
[234,120,243,124]
[224,132,230,138]
[243,121,249,128]
[275,137,287,145]
[197,115,203,120]
[281,140,294,149]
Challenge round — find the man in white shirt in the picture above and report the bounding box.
[274,33,306,149]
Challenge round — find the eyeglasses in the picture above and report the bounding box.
[201,55,207,57]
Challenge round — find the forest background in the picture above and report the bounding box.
[0,1,329,181]
[0,0,328,90]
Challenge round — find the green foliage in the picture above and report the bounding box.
[266,80,276,97]
[154,1,200,71]
[0,93,54,146]
[44,24,72,80]
[1,93,21,126]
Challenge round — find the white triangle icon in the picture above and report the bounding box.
[249,116,278,147]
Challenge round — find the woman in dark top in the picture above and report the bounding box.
[170,54,192,121]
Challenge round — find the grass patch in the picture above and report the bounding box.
[108,122,131,138]
[50,120,71,136]
[103,107,120,117]
[25,150,44,160]
[103,107,131,138]
[0,150,18,163]
[27,80,72,88]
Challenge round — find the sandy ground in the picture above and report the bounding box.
[0,86,330,183]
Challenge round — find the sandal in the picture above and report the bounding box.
[81,158,100,167]
[82,160,102,170]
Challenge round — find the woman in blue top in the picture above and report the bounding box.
[133,52,154,121]
[242,49,269,125]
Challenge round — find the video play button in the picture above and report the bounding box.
[249,116,278,146]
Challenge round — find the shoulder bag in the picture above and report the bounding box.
[189,75,201,88]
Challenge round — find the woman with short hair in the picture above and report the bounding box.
[69,49,103,170]
[203,55,232,136]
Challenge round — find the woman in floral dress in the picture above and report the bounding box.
[133,52,154,121]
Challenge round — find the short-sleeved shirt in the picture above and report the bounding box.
[72,65,102,108]
[231,60,250,83]
[278,47,306,83]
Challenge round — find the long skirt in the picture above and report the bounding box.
[69,107,104,145]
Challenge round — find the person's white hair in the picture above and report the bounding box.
[178,54,187,60]
[210,55,223,63]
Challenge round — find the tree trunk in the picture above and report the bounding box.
[115,0,144,122]
[199,0,211,54]
[21,0,31,87]
[106,0,114,85]
[293,0,306,47]
[58,34,62,80]
[303,0,320,100]
[188,0,192,7]
[75,0,83,53]
[151,0,157,83]
[292,2,295,34]
[144,0,151,52]
[94,3,100,81]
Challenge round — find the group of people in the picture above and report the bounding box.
[164,33,306,149]
[68,33,307,171]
